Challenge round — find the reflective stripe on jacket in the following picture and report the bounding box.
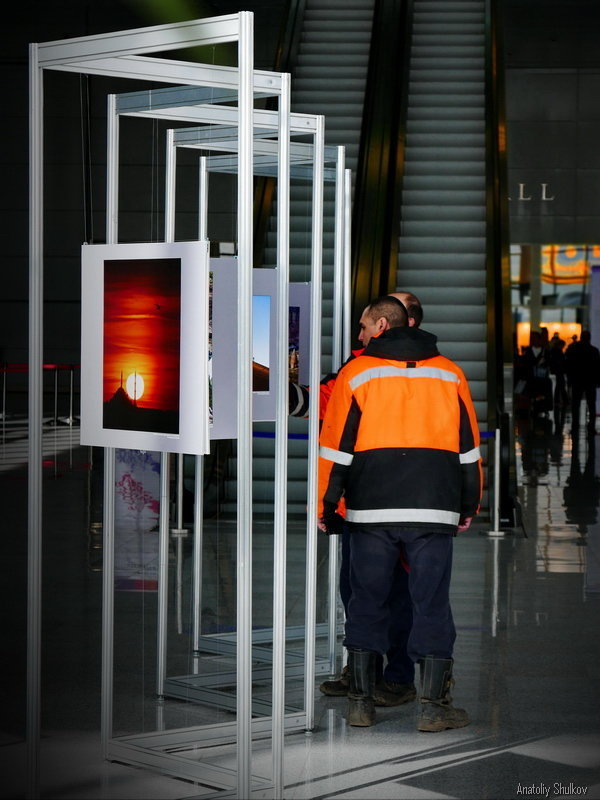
[317,326,482,533]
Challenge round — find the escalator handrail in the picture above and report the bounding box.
[253,0,307,267]
[350,0,412,327]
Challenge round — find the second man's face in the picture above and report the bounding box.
[358,309,384,347]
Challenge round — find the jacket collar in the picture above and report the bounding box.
[362,326,439,361]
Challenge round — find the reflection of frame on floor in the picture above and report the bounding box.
[162,518,336,716]
[80,240,210,454]
[164,624,337,715]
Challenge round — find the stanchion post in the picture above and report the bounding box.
[484,427,507,538]
[171,452,188,636]
[1,365,6,446]
[68,365,74,425]
[54,366,59,426]
[1,363,6,421]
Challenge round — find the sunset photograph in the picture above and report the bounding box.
[102,257,181,434]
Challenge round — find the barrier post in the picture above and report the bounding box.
[485,427,506,537]
[53,366,59,426]
[67,365,75,425]
[171,452,188,635]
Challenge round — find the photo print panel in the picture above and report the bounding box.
[288,282,311,386]
[80,240,210,454]
[210,258,279,439]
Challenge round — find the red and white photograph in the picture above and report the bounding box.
[80,240,210,454]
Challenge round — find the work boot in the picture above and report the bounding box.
[373,680,416,707]
[417,656,470,732]
[319,664,350,696]
[346,649,376,727]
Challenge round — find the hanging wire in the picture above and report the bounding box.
[79,74,94,244]
[156,119,161,242]
[150,118,156,242]
[149,117,164,243]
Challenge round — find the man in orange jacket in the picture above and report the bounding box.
[318,295,482,730]
[317,292,423,708]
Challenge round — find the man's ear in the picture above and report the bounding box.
[378,317,390,332]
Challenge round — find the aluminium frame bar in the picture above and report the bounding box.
[36,15,246,64]
[193,158,208,657]
[157,129,176,697]
[100,94,119,766]
[304,114,325,731]
[174,135,336,161]
[44,56,282,95]
[326,145,346,674]
[343,169,353,362]
[272,70,291,797]
[118,101,318,132]
[27,40,43,800]
[236,12,254,796]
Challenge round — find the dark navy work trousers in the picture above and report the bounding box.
[340,526,414,682]
[343,526,456,664]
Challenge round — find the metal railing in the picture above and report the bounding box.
[1,362,80,427]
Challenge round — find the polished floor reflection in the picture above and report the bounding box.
[1,414,600,799]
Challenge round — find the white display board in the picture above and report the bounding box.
[80,240,210,454]
[210,257,311,439]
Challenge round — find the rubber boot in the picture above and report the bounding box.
[417,656,470,732]
[346,649,376,727]
[319,664,350,696]
[373,680,417,707]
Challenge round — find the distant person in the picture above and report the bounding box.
[564,330,600,433]
[521,330,553,416]
[548,335,568,409]
[565,333,579,356]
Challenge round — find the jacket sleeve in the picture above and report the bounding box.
[318,373,338,420]
[287,374,342,419]
[290,351,361,420]
[456,368,483,516]
[317,367,361,518]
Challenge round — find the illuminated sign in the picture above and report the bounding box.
[541,245,600,285]
[516,321,581,353]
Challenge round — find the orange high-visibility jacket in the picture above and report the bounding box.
[318,326,483,533]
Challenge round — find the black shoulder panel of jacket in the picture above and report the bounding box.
[362,326,439,362]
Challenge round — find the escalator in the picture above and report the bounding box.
[224,0,512,520]
[224,0,378,515]
[396,0,489,422]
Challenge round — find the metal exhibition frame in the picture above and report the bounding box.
[27,13,331,798]
[151,98,349,709]
[112,85,336,723]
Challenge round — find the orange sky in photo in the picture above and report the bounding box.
[103,258,181,412]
